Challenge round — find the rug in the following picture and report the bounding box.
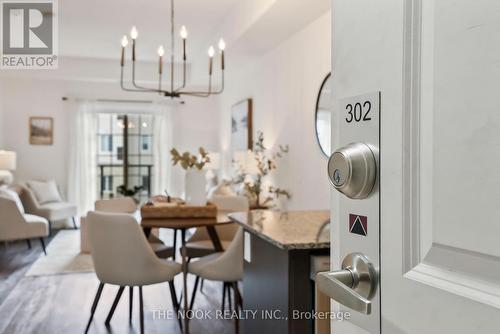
[25,230,94,277]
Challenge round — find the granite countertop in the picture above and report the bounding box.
[229,210,330,250]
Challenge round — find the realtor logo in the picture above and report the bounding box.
[1,0,58,69]
[349,214,367,236]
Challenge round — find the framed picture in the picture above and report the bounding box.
[29,117,53,145]
[231,98,253,152]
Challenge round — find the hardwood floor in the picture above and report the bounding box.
[0,231,236,334]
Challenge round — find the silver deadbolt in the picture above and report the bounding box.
[327,142,377,199]
[316,253,378,314]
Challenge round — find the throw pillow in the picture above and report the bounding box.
[27,180,62,204]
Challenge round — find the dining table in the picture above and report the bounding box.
[140,208,232,334]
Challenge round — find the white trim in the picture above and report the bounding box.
[405,262,500,309]
[401,0,500,309]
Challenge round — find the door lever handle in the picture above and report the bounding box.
[317,270,371,314]
[316,253,377,315]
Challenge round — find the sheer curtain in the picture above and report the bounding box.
[151,102,173,196]
[68,100,173,215]
[68,101,98,215]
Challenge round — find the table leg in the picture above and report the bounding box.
[181,229,189,334]
[143,227,152,238]
[206,226,223,251]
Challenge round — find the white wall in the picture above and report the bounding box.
[0,63,219,196]
[219,12,331,210]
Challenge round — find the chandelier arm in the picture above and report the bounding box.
[212,70,225,94]
[178,68,224,95]
[121,66,146,92]
[179,71,212,97]
[158,73,162,94]
[131,61,160,92]
[174,60,187,92]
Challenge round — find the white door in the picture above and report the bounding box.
[321,0,500,333]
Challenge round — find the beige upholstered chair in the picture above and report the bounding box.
[0,195,49,254]
[185,195,249,259]
[85,212,182,334]
[188,227,244,333]
[95,197,136,213]
[93,197,174,259]
[20,181,77,234]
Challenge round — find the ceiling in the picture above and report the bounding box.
[0,0,330,84]
[59,0,330,63]
[59,0,241,61]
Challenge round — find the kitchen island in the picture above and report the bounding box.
[229,210,330,334]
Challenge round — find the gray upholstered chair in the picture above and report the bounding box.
[0,195,49,254]
[20,181,77,234]
[188,227,244,333]
[85,211,182,334]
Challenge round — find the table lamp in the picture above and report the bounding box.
[0,150,17,185]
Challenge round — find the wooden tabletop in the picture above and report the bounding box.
[141,212,232,229]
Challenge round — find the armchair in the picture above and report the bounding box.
[0,195,49,254]
[20,181,77,234]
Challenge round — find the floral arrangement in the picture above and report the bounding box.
[233,131,291,209]
[170,147,210,170]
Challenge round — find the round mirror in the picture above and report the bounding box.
[315,73,332,156]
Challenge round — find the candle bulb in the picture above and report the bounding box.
[120,35,128,67]
[180,26,188,61]
[157,45,164,74]
[208,46,215,75]
[130,26,138,61]
[218,38,226,70]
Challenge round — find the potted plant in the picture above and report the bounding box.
[170,147,210,205]
[233,131,291,209]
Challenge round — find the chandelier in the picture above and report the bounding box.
[119,0,225,98]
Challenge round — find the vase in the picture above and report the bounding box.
[185,169,207,206]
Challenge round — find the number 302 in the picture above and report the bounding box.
[345,101,372,123]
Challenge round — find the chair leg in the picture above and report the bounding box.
[26,239,31,249]
[168,281,182,330]
[48,220,52,237]
[227,283,233,312]
[189,276,200,310]
[232,282,243,310]
[232,282,241,334]
[105,286,125,326]
[172,229,177,261]
[39,238,47,255]
[222,282,227,312]
[72,216,78,229]
[200,278,205,293]
[85,282,105,334]
[129,286,134,323]
[139,286,144,334]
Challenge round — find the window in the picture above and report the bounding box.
[97,113,154,202]
[100,135,113,152]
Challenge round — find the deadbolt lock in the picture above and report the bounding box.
[328,142,377,199]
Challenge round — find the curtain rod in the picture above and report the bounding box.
[61,97,153,104]
[61,97,185,104]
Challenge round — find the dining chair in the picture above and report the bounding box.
[94,198,174,258]
[185,196,248,260]
[184,196,248,298]
[85,211,182,334]
[188,227,244,334]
